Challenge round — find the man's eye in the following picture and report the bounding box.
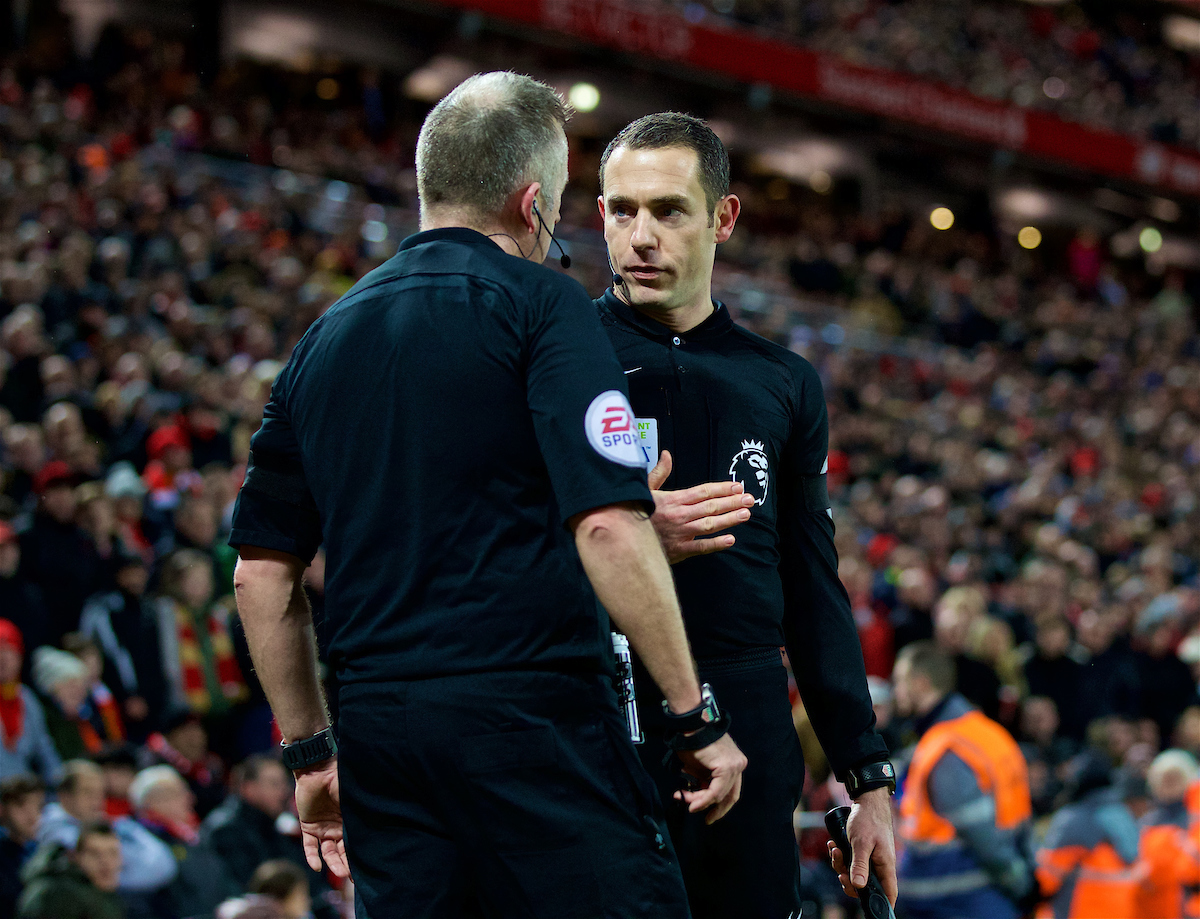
[662,207,681,218]
[613,206,631,218]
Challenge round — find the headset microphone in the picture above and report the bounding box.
[532,201,571,269]
[607,257,624,286]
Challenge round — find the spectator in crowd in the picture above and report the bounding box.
[62,634,126,744]
[79,549,165,739]
[142,426,200,513]
[139,709,227,818]
[200,756,323,897]
[1075,608,1141,731]
[932,586,1002,721]
[31,646,119,759]
[1017,696,1077,817]
[893,641,1034,919]
[1137,750,1200,919]
[1035,755,1144,919]
[18,460,104,644]
[0,774,44,919]
[1132,596,1198,743]
[16,820,125,919]
[1019,616,1087,740]
[37,759,178,898]
[152,549,248,727]
[93,745,139,820]
[0,619,60,784]
[0,522,48,662]
[103,463,153,562]
[248,860,313,919]
[128,764,240,918]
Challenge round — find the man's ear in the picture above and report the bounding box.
[516,182,542,237]
[713,194,740,244]
[596,194,606,221]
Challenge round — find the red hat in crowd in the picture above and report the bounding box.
[0,521,16,546]
[33,460,75,495]
[146,425,191,461]
[0,619,23,655]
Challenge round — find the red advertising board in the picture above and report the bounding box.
[429,0,1200,198]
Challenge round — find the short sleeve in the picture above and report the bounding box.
[228,378,323,563]
[523,278,654,522]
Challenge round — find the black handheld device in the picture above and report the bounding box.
[825,806,896,919]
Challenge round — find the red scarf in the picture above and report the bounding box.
[0,683,24,751]
[146,732,216,787]
[171,600,247,714]
[90,683,126,743]
[140,809,200,846]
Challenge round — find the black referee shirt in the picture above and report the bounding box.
[596,290,887,774]
[229,229,653,684]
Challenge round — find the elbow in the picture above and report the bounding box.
[569,503,643,549]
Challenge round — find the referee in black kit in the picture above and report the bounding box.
[595,113,898,919]
[228,76,746,919]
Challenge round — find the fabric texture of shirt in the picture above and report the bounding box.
[596,290,886,776]
[230,229,652,684]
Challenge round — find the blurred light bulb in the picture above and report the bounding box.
[1042,77,1067,100]
[568,83,601,113]
[1139,227,1163,253]
[809,170,832,194]
[316,78,339,101]
[1018,226,1042,249]
[930,207,954,230]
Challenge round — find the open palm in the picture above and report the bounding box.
[294,759,351,879]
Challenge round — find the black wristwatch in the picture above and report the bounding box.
[281,727,338,772]
[662,683,732,752]
[844,760,896,799]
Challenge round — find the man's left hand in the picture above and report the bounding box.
[294,757,351,879]
[647,450,754,563]
[827,787,897,907]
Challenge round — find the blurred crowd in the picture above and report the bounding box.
[665,0,1200,150]
[1,13,1199,919]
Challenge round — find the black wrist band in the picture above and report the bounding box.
[664,711,732,752]
[844,759,896,798]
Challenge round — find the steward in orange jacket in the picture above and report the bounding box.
[1035,758,1144,919]
[1137,753,1200,919]
[894,642,1035,919]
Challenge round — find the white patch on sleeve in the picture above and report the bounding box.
[585,391,646,468]
[821,455,829,474]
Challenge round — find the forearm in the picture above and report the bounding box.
[573,503,702,713]
[233,551,329,743]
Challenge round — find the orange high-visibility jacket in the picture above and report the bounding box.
[1137,821,1200,919]
[900,709,1032,845]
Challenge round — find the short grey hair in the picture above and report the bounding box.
[416,72,571,220]
[128,765,185,812]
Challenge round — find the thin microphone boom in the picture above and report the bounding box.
[532,201,571,269]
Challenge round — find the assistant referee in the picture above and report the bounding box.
[228,76,745,919]
[596,113,897,919]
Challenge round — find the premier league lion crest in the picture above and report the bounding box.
[729,439,770,506]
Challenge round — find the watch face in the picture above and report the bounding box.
[882,763,895,778]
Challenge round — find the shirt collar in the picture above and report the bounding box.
[601,289,733,343]
[397,226,505,253]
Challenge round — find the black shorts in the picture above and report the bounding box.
[337,670,690,919]
[633,650,804,919]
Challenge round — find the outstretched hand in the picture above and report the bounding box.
[827,788,898,906]
[647,451,755,564]
[294,758,351,879]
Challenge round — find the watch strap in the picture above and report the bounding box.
[664,710,732,752]
[845,760,896,798]
[661,682,721,734]
[281,728,338,772]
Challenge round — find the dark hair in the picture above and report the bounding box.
[600,112,730,216]
[237,753,285,785]
[249,859,308,900]
[0,773,43,806]
[62,632,100,659]
[897,640,957,695]
[75,819,117,851]
[416,72,571,219]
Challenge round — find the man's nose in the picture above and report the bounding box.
[629,211,656,250]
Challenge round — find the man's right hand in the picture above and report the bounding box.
[673,733,747,824]
[648,451,755,563]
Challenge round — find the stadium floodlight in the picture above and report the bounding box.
[809,171,832,194]
[930,207,954,230]
[1018,227,1042,249]
[568,83,601,113]
[1139,227,1164,253]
